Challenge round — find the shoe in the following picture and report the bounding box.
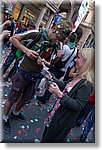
[80,133,87,142]
[34,139,41,143]
[3,119,11,134]
[11,112,26,121]
[36,96,46,104]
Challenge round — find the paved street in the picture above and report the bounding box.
[0,82,95,143]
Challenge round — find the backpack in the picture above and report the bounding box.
[53,47,76,70]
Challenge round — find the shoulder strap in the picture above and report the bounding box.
[62,47,76,65]
[41,29,49,41]
[27,29,50,49]
[27,30,42,49]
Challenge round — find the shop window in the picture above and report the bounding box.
[22,9,37,25]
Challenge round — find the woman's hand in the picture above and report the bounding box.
[45,71,52,79]
[49,82,63,97]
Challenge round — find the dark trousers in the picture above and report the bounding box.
[75,103,94,126]
[2,51,16,75]
[6,57,23,79]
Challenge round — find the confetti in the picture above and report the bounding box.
[21,108,25,112]
[21,128,26,133]
[66,139,70,142]
[19,125,25,129]
[73,137,77,141]
[2,101,6,104]
[17,130,22,134]
[36,127,41,133]
[30,119,34,123]
[34,119,38,122]
[70,133,74,136]
[27,125,30,129]
[1,105,4,108]
[14,136,17,139]
[35,102,38,106]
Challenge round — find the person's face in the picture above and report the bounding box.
[75,52,86,70]
[28,26,35,30]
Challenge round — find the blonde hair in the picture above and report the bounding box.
[78,48,95,87]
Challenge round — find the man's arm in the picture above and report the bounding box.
[10,31,39,60]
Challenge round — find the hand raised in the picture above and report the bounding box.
[2,30,11,38]
[49,82,63,97]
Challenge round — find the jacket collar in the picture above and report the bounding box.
[67,79,86,97]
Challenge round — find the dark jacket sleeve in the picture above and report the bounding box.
[52,76,67,91]
[60,83,93,112]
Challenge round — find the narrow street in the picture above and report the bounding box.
[1,82,95,143]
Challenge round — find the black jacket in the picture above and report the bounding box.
[42,77,93,143]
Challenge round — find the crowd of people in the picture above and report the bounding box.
[0,6,95,143]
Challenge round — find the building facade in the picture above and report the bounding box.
[2,0,95,49]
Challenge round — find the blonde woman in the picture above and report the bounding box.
[41,48,94,143]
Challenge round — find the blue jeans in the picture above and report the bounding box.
[83,106,95,136]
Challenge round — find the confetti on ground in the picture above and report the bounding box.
[36,128,41,133]
[74,137,77,141]
[30,119,34,123]
[14,136,17,139]
[17,130,22,135]
[66,139,70,142]
[34,119,39,122]
[27,125,30,129]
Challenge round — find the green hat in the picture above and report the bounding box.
[55,20,73,42]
